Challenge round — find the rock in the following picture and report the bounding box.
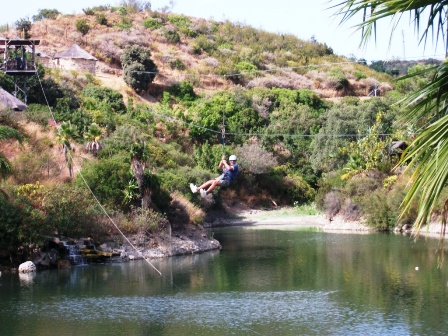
[18,261,36,273]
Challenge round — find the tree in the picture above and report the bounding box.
[333,1,448,235]
[129,141,157,210]
[75,18,90,36]
[15,17,32,38]
[32,9,60,21]
[55,122,77,178]
[121,45,158,92]
[84,123,103,156]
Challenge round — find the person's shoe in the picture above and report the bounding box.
[190,183,197,193]
[200,189,207,198]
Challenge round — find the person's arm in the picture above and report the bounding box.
[218,155,226,169]
[222,159,234,171]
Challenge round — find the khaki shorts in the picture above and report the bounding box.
[220,179,231,187]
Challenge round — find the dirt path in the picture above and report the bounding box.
[205,207,371,232]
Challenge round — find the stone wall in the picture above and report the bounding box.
[54,58,96,74]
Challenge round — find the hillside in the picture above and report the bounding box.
[13,9,394,99]
[0,5,431,266]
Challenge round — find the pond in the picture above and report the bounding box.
[1,226,447,335]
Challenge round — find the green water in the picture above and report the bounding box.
[1,227,447,335]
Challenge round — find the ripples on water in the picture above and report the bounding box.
[9,290,411,335]
[2,228,448,335]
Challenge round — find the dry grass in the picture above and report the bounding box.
[168,191,205,226]
[20,10,386,99]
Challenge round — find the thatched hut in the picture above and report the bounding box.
[53,44,97,74]
[0,86,27,111]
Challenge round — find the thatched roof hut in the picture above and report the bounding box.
[0,87,27,111]
[53,44,97,74]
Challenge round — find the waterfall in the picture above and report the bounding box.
[61,241,85,265]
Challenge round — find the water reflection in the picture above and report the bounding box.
[1,229,448,335]
[18,272,36,288]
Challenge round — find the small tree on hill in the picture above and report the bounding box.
[75,18,90,36]
[15,18,32,38]
[32,9,60,21]
[121,45,158,92]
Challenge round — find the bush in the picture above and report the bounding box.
[121,207,170,235]
[15,18,32,38]
[167,80,197,103]
[121,45,158,92]
[283,172,316,204]
[82,84,126,113]
[76,155,130,208]
[32,9,60,21]
[169,58,186,70]
[42,184,102,238]
[143,17,162,30]
[234,143,277,175]
[363,190,397,230]
[164,29,181,43]
[75,18,90,35]
[96,13,108,25]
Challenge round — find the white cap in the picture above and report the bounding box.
[229,155,237,161]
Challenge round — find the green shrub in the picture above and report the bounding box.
[96,13,108,25]
[0,192,53,262]
[82,8,95,15]
[121,207,170,234]
[167,80,197,103]
[164,29,180,43]
[32,9,60,21]
[42,184,102,238]
[283,172,316,204]
[363,190,397,230]
[167,14,191,29]
[15,18,32,38]
[75,18,90,35]
[121,45,158,92]
[116,17,133,30]
[143,17,162,30]
[354,70,367,80]
[76,155,130,208]
[82,84,126,113]
[169,58,186,70]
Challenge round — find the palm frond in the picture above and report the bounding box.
[331,0,448,49]
[399,113,448,232]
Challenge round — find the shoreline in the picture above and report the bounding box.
[205,208,371,232]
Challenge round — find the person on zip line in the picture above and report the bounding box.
[190,154,239,197]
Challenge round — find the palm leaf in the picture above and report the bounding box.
[331,0,448,50]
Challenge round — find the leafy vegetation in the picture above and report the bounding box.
[0,6,444,266]
[121,45,158,92]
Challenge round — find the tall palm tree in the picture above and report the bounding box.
[130,140,156,210]
[332,1,448,234]
[55,122,77,178]
[84,123,103,156]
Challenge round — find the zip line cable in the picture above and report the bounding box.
[38,75,263,335]
[142,107,394,139]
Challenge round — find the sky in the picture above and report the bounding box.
[0,0,446,63]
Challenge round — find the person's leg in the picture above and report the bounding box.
[198,179,221,194]
[204,180,221,194]
[198,180,214,190]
